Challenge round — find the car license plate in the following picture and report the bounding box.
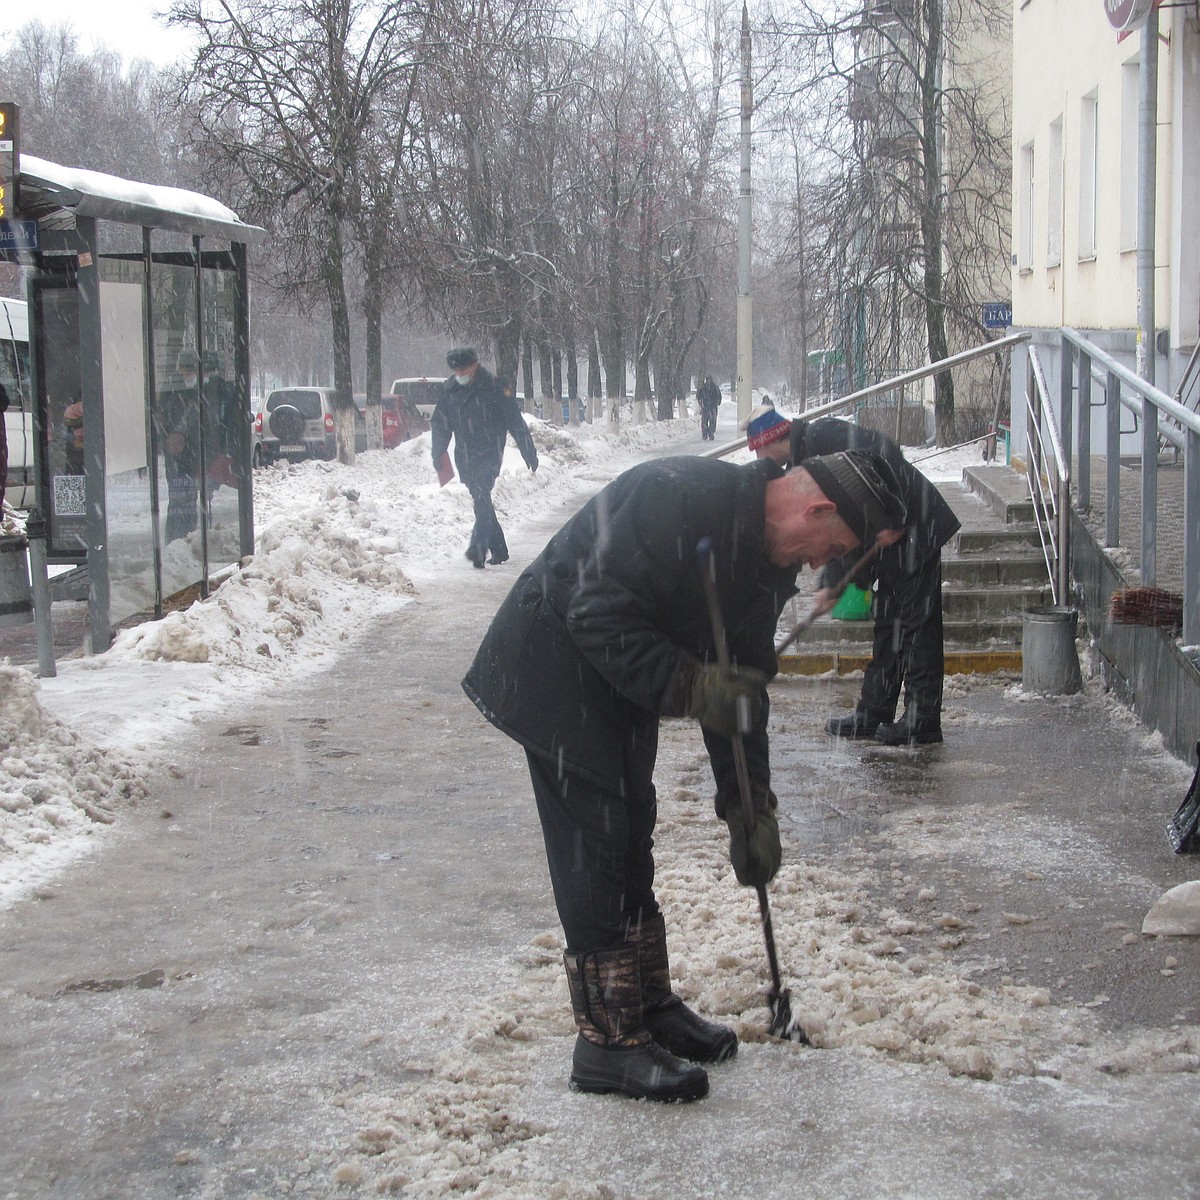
[280,444,305,453]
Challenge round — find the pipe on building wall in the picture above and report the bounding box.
[1136,10,1159,385]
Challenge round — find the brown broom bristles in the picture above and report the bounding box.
[1109,586,1184,629]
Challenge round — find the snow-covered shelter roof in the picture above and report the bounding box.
[17,154,266,244]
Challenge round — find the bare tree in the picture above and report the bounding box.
[765,0,1010,442]
[170,0,421,463]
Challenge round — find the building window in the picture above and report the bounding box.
[1019,140,1035,272]
[1079,91,1098,260]
[1120,60,1139,252]
[1047,117,1063,267]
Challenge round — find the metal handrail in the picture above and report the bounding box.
[701,330,1032,458]
[1060,328,1199,645]
[1025,346,1071,604]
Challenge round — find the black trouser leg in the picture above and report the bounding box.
[860,551,944,725]
[525,730,658,952]
[466,474,503,561]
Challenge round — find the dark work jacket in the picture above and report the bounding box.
[697,379,721,411]
[462,458,798,798]
[431,366,538,485]
[789,418,961,587]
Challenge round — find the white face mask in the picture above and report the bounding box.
[454,372,472,386]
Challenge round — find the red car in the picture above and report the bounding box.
[353,393,430,449]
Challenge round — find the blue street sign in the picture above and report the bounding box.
[0,219,37,251]
[982,302,1012,330]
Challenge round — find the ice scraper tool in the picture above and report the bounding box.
[696,537,808,1044]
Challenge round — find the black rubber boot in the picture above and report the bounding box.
[564,947,709,1102]
[875,713,943,745]
[825,708,885,739]
[631,912,737,1063]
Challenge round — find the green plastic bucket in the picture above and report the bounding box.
[831,583,872,621]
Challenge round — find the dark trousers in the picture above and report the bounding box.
[466,472,508,562]
[859,550,945,728]
[700,407,717,440]
[525,727,660,952]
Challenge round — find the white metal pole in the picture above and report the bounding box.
[736,2,753,427]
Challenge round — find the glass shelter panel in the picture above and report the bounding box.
[98,258,155,625]
[201,262,242,573]
[34,278,86,558]
[150,258,204,601]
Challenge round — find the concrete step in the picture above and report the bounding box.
[942,582,1054,620]
[793,613,1029,649]
[777,646,1022,677]
[962,464,1036,524]
[942,553,1048,585]
[954,526,1044,554]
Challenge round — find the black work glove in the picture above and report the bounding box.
[716,782,781,888]
[685,663,768,737]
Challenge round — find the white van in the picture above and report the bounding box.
[1,297,34,509]
[389,377,444,419]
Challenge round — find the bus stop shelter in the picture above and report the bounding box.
[10,154,265,651]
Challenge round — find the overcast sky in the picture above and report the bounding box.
[21,0,197,68]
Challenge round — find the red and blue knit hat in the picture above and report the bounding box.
[746,404,790,450]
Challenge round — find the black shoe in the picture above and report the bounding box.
[488,554,509,565]
[644,995,737,1063]
[875,716,943,746]
[570,1035,709,1102]
[466,547,486,569]
[825,710,881,739]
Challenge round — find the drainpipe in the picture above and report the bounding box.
[1135,10,1158,386]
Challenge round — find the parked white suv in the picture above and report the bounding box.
[254,387,341,464]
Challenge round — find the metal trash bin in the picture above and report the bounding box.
[1022,606,1082,695]
[0,534,33,628]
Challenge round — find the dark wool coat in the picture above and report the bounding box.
[462,457,798,798]
[788,418,961,585]
[431,366,538,485]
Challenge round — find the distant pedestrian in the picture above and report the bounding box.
[696,376,721,441]
[431,347,539,568]
[746,402,961,745]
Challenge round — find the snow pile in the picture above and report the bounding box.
[0,664,148,904]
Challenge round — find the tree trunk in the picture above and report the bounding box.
[521,337,535,415]
[324,208,356,466]
[363,268,384,450]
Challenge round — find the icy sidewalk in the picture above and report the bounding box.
[1,407,1198,1197]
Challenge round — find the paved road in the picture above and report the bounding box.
[2,440,1199,1198]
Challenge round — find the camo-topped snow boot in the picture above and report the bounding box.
[564,945,708,1102]
[631,911,738,1063]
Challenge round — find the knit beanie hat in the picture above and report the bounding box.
[446,346,478,370]
[746,405,791,450]
[801,450,907,545]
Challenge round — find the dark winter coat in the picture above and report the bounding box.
[697,378,721,411]
[788,418,961,586]
[462,457,798,798]
[431,366,538,485]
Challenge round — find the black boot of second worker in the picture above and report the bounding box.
[875,712,943,745]
[825,708,886,739]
